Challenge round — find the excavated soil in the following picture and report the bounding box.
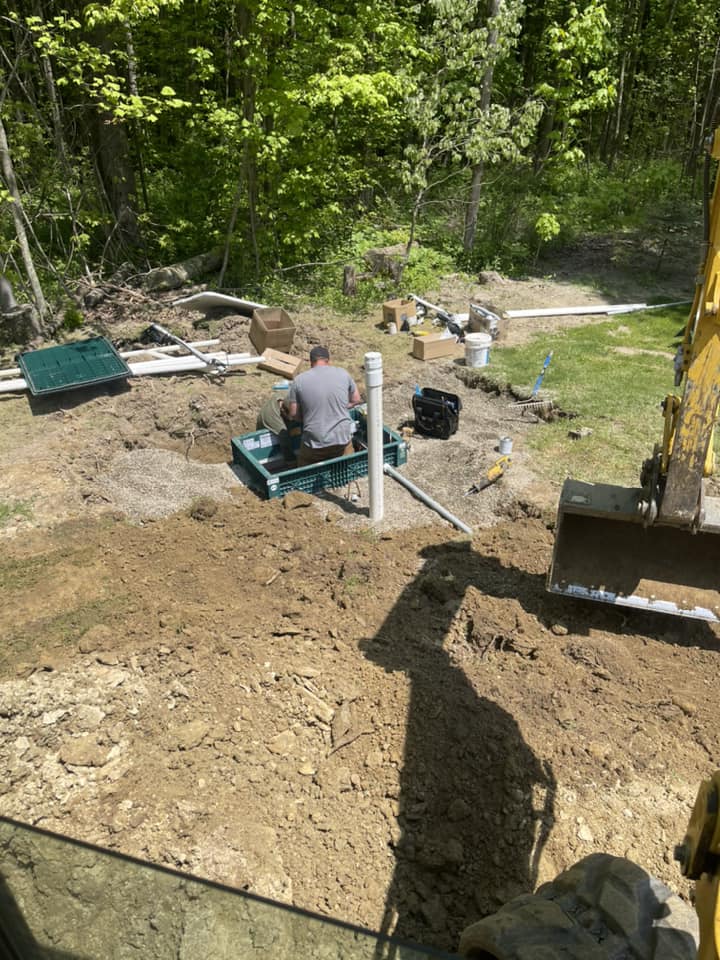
[0,260,718,955]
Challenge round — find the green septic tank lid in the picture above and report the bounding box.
[18,336,131,396]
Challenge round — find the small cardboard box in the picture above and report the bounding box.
[250,308,296,353]
[258,348,303,379]
[412,333,463,361]
[382,298,416,327]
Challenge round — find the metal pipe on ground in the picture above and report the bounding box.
[383,463,472,535]
[364,351,384,522]
[149,323,228,373]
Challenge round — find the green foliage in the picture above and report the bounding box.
[464,155,697,273]
[535,0,616,162]
[0,0,715,300]
[62,307,84,331]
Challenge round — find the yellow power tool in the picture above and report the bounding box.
[465,455,512,495]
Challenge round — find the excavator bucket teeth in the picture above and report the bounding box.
[548,480,720,622]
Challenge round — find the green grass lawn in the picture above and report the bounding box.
[477,306,687,487]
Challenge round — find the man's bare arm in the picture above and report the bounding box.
[283,399,299,420]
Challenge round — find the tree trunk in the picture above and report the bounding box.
[88,107,142,257]
[342,265,357,296]
[463,0,501,253]
[124,20,149,212]
[85,23,142,260]
[533,102,555,172]
[0,114,47,332]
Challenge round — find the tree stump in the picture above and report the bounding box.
[342,264,357,297]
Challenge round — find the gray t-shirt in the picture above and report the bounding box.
[287,365,358,448]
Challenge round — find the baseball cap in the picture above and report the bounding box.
[309,345,330,362]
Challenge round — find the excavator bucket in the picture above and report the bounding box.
[547,479,720,622]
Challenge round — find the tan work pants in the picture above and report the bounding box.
[297,441,354,467]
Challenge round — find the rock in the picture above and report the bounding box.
[445,837,464,864]
[170,680,191,699]
[447,798,471,821]
[42,709,67,726]
[551,623,569,636]
[294,664,320,679]
[316,764,352,795]
[478,270,507,284]
[79,625,114,653]
[577,823,594,843]
[267,730,296,756]
[672,696,697,717]
[96,652,120,666]
[568,426,594,440]
[189,497,218,521]
[300,689,334,724]
[283,491,313,510]
[60,738,111,768]
[420,896,448,932]
[75,705,106,731]
[172,720,210,751]
[298,761,316,776]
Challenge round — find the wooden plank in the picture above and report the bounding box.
[258,348,303,379]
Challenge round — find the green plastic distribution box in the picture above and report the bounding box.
[231,409,408,499]
[18,337,130,396]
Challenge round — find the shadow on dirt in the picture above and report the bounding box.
[362,540,558,953]
[25,380,132,416]
[362,536,716,952]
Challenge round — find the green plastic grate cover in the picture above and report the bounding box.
[18,336,131,396]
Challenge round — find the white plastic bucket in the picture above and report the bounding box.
[464,332,492,368]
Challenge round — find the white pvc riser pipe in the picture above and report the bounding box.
[364,351,384,522]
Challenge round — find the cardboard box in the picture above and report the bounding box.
[382,298,416,327]
[412,333,463,361]
[258,348,303,379]
[250,308,296,353]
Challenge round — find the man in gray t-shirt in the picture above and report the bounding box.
[284,346,361,466]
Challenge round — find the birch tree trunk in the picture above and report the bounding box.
[0,114,47,333]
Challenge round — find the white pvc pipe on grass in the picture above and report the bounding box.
[505,300,690,319]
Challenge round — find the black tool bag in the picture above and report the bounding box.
[412,387,461,439]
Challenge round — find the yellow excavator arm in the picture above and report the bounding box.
[547,128,720,622]
[659,129,720,528]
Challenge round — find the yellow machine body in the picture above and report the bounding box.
[548,130,720,622]
[677,771,720,960]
